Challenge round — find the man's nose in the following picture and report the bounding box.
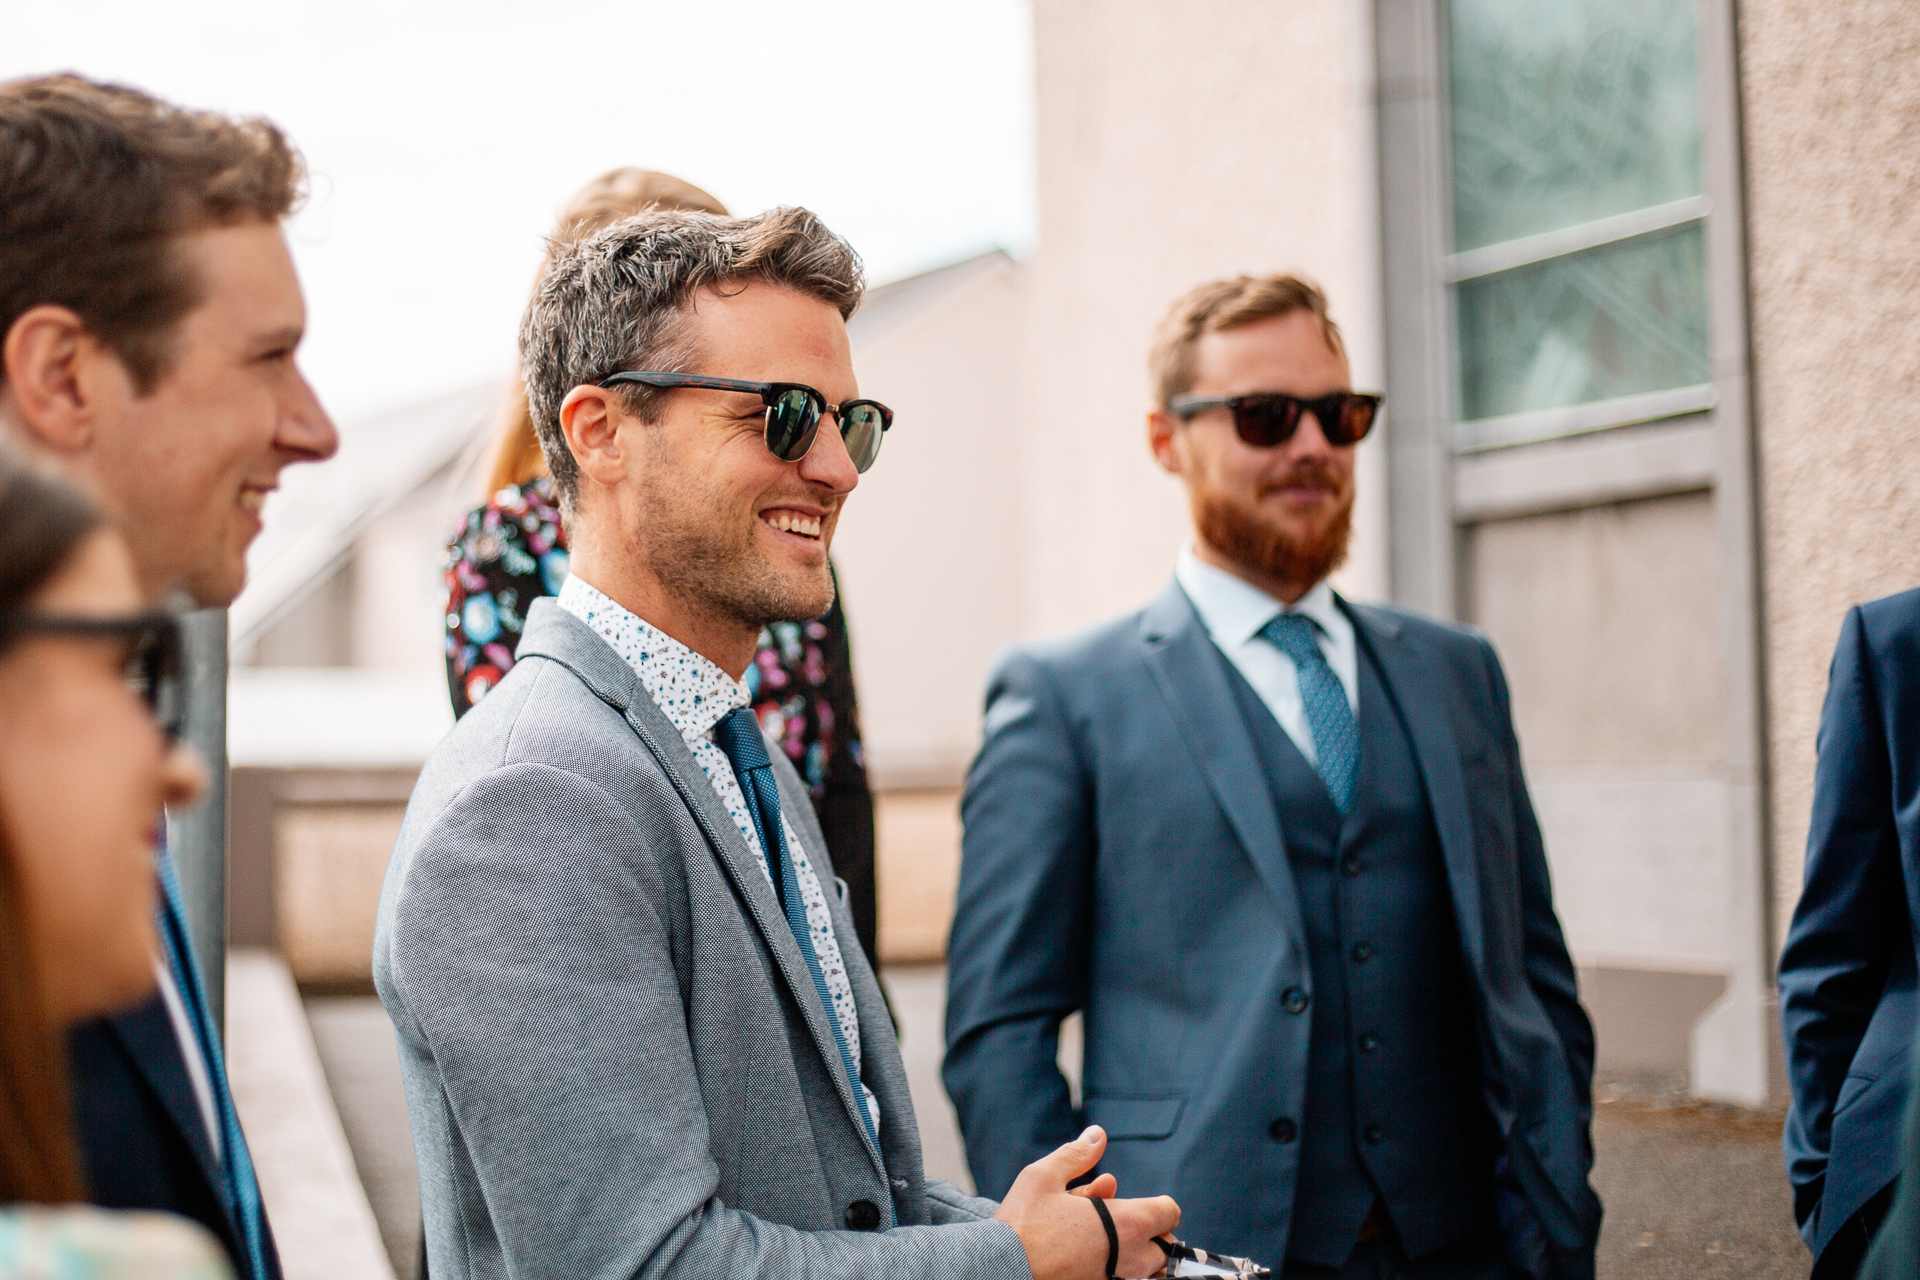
[278,366,340,463]
[799,408,861,495]
[1289,408,1335,459]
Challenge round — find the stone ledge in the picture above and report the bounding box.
[226,949,396,1280]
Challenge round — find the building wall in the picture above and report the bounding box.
[1025,0,1388,640]
[1740,0,1920,942]
[835,259,1026,786]
[1465,492,1731,974]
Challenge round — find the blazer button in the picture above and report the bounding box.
[1363,1123,1385,1145]
[1359,1031,1381,1053]
[844,1200,881,1231]
[1340,854,1364,877]
[1351,941,1374,963]
[1269,1117,1298,1143]
[1282,987,1310,1015]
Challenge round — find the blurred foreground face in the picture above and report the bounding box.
[89,222,337,606]
[1163,309,1357,599]
[626,281,861,631]
[0,531,204,1022]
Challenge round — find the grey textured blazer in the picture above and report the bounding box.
[373,599,1025,1280]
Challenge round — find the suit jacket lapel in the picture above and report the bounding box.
[516,601,888,1180]
[1344,599,1488,976]
[104,995,230,1212]
[1136,582,1309,945]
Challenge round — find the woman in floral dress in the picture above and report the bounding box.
[443,168,878,965]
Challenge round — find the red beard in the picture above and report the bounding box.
[1191,465,1354,591]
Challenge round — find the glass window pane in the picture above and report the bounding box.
[1456,223,1709,422]
[1447,0,1703,251]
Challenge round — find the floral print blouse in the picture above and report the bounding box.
[443,475,879,962]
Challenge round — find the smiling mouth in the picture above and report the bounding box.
[238,486,272,514]
[764,511,823,540]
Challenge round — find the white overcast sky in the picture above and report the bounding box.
[5,0,1036,424]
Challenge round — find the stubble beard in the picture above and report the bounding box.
[1192,467,1354,593]
[639,469,836,635]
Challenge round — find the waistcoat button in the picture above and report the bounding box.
[1269,1117,1298,1143]
[1363,1123,1385,1144]
[844,1200,881,1231]
[1351,941,1374,963]
[1359,1031,1380,1053]
[1282,987,1310,1014]
[1340,854,1364,877]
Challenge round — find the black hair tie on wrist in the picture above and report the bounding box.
[1091,1195,1119,1279]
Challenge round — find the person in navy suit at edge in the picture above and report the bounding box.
[944,273,1601,1280]
[1780,587,1920,1279]
[0,75,339,1280]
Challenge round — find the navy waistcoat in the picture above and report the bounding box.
[1221,631,1496,1265]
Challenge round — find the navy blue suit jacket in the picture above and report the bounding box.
[944,582,1598,1274]
[1780,587,1920,1261]
[68,993,280,1280]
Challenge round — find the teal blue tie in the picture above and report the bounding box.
[1259,613,1359,811]
[156,850,270,1280]
[710,709,881,1159]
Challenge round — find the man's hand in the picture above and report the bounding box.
[994,1126,1181,1280]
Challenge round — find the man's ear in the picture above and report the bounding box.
[559,384,630,489]
[1,305,115,453]
[1148,408,1185,477]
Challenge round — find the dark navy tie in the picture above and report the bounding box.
[1259,612,1360,811]
[711,708,880,1153]
[156,849,271,1280]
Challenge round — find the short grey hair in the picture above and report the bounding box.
[519,206,866,510]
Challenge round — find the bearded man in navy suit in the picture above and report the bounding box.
[1780,587,1920,1279]
[945,274,1600,1280]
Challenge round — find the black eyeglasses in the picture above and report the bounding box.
[0,611,186,742]
[1167,390,1383,448]
[598,371,894,473]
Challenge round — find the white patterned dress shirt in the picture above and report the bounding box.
[1175,545,1358,767]
[557,575,878,1132]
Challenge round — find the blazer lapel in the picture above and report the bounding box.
[1344,599,1488,976]
[1136,582,1309,945]
[515,601,889,1180]
[104,995,230,1212]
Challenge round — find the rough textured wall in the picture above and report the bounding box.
[1025,0,1385,638]
[1741,1,1920,942]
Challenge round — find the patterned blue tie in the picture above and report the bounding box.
[156,850,271,1280]
[710,708,881,1156]
[1259,613,1360,811]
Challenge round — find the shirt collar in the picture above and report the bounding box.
[555,574,749,743]
[1174,544,1342,646]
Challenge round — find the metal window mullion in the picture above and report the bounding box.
[1444,194,1712,283]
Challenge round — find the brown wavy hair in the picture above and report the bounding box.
[0,74,304,394]
[0,456,105,1202]
[484,169,727,497]
[1148,273,1346,409]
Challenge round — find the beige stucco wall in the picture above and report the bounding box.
[836,260,1025,785]
[1024,0,1387,640]
[1740,1,1920,943]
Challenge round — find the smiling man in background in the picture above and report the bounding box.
[945,273,1600,1279]
[0,74,338,1280]
[374,207,1179,1280]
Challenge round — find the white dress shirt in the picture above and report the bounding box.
[152,958,223,1160]
[1174,546,1358,767]
[556,575,878,1133]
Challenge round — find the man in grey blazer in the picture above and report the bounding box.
[374,207,1178,1280]
[945,275,1600,1279]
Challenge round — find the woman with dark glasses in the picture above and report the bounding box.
[0,461,225,1278]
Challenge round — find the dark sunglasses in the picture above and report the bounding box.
[1167,390,1383,448]
[598,371,893,473]
[0,610,186,742]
